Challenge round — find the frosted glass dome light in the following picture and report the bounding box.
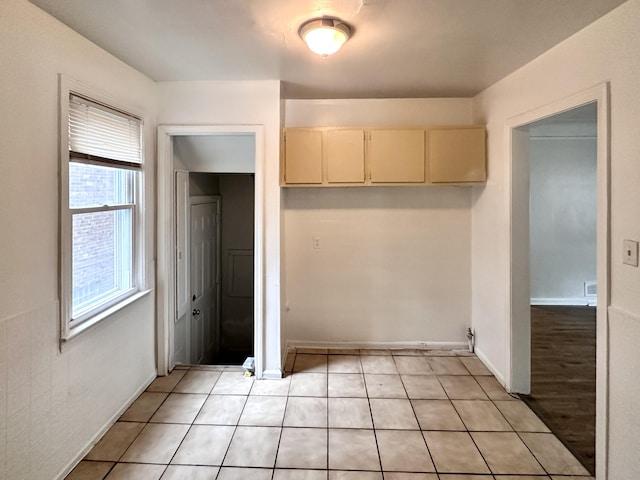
[299,18,351,57]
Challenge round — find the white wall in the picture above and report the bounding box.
[472,0,640,477]
[530,135,597,304]
[173,134,256,173]
[0,1,157,478]
[284,99,474,346]
[157,80,282,375]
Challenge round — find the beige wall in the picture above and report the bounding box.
[0,1,158,478]
[472,0,640,477]
[283,99,475,347]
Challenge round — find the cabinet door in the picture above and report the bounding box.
[369,129,425,183]
[284,129,322,184]
[429,128,486,183]
[327,129,365,183]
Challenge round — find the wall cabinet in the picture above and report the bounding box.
[283,129,322,184]
[369,129,425,183]
[429,128,486,183]
[327,129,365,183]
[281,126,485,186]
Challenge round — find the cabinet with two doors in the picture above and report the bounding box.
[281,126,486,186]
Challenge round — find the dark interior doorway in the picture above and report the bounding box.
[190,172,255,365]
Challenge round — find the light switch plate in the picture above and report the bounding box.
[623,239,639,267]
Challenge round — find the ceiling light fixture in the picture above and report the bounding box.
[299,17,351,57]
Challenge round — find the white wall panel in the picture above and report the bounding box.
[472,1,640,476]
[0,1,157,478]
[284,187,471,343]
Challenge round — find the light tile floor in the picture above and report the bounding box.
[66,349,594,480]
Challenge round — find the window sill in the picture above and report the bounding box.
[61,289,152,346]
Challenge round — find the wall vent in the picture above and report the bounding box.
[584,282,597,296]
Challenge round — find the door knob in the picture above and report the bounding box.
[192,309,200,315]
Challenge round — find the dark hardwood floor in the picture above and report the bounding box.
[522,305,596,474]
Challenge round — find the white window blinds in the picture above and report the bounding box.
[68,93,143,167]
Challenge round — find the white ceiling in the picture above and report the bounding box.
[29,0,627,99]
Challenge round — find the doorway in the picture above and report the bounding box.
[508,84,609,479]
[522,103,598,473]
[175,145,256,366]
[156,125,267,377]
[189,173,255,365]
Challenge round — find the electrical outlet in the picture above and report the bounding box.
[313,236,321,249]
[623,239,639,267]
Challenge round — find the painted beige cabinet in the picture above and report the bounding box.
[281,126,486,186]
[368,129,425,183]
[429,128,486,183]
[283,129,322,184]
[327,129,365,183]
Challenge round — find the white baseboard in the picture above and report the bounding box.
[474,347,505,387]
[56,371,158,480]
[531,297,594,306]
[261,369,283,380]
[285,339,468,351]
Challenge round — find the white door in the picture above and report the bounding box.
[190,197,220,364]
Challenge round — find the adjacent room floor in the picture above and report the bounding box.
[66,348,594,480]
[523,305,597,474]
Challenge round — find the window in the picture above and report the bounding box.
[61,90,144,339]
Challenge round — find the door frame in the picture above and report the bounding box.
[157,125,265,378]
[506,83,610,478]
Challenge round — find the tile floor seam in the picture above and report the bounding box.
[488,396,521,433]
[360,351,384,473]
[200,369,244,471]
[513,430,554,477]
[473,430,545,477]
[272,385,291,471]
[213,421,238,471]
[325,364,330,472]
[435,373,452,402]
[110,384,176,464]
[451,398,514,433]
[366,397,384,473]
[405,381,438,475]
[111,419,154,465]
[163,374,217,470]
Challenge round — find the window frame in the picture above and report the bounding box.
[59,76,147,341]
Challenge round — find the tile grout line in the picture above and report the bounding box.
[360,352,384,475]
[271,350,295,475]
[163,366,223,477]
[109,367,189,474]
[325,356,330,474]
[399,355,438,477]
